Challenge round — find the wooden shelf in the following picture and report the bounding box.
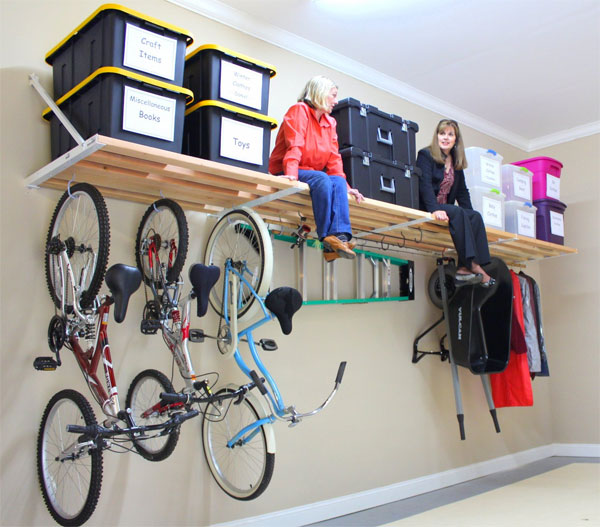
[26,134,577,267]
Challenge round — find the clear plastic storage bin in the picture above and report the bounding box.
[501,164,533,202]
[504,200,536,238]
[464,147,503,190]
[469,186,505,231]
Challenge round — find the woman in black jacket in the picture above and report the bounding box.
[416,119,494,286]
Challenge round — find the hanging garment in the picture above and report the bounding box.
[518,274,542,373]
[519,271,550,377]
[490,270,533,407]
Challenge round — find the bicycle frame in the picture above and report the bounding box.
[221,259,343,448]
[55,248,122,421]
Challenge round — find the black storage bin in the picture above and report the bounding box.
[340,147,420,208]
[184,44,276,115]
[332,97,419,164]
[447,258,512,374]
[43,67,193,159]
[46,4,193,99]
[183,100,277,173]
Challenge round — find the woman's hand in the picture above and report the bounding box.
[279,175,298,181]
[348,187,364,204]
[432,210,449,221]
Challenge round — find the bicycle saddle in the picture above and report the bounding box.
[104,264,142,323]
[189,263,220,317]
[265,287,303,335]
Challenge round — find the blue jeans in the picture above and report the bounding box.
[297,170,352,240]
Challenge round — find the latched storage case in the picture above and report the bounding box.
[182,100,278,173]
[512,156,563,202]
[339,147,420,208]
[464,147,503,190]
[184,44,276,115]
[533,198,567,245]
[45,4,194,99]
[332,98,419,165]
[43,67,193,159]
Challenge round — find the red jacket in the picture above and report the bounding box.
[269,102,346,180]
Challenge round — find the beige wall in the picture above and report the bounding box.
[1,1,598,525]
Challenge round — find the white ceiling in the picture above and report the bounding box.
[170,0,600,151]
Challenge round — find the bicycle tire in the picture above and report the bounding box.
[37,389,103,526]
[202,387,275,500]
[45,183,110,310]
[126,369,180,462]
[135,199,189,288]
[204,208,273,322]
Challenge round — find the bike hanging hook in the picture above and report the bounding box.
[66,175,79,199]
[153,190,166,212]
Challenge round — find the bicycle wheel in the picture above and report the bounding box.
[202,387,275,500]
[204,208,273,321]
[135,199,189,288]
[126,369,180,462]
[37,389,103,526]
[45,183,110,310]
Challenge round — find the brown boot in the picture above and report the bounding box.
[323,251,341,263]
[323,235,356,259]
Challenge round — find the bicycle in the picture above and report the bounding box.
[34,183,200,526]
[133,202,347,500]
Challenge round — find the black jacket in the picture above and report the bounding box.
[416,147,473,212]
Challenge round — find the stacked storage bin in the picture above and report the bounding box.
[501,164,537,238]
[511,157,566,245]
[464,147,505,230]
[182,45,278,173]
[331,98,420,208]
[44,4,195,159]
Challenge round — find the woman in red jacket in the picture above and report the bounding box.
[269,76,363,262]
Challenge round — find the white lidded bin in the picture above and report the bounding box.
[464,147,503,190]
[505,200,537,238]
[469,186,505,231]
[502,164,533,202]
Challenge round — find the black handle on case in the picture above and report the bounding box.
[335,361,347,385]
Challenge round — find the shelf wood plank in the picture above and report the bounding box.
[31,135,577,266]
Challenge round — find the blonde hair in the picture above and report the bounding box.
[429,119,468,170]
[298,76,337,112]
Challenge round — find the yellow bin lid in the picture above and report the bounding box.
[185,100,278,129]
[46,3,194,64]
[42,66,194,120]
[186,44,277,78]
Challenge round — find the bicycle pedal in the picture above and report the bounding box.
[259,338,278,351]
[189,329,205,343]
[33,356,59,371]
[140,319,161,335]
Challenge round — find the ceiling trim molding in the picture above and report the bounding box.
[168,0,598,152]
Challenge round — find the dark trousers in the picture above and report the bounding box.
[438,204,491,268]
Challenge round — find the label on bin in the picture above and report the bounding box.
[220,116,263,165]
[220,60,263,110]
[481,195,503,228]
[546,174,560,200]
[516,209,535,237]
[122,86,176,142]
[549,210,564,237]
[123,24,177,81]
[480,155,501,187]
[513,171,532,201]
